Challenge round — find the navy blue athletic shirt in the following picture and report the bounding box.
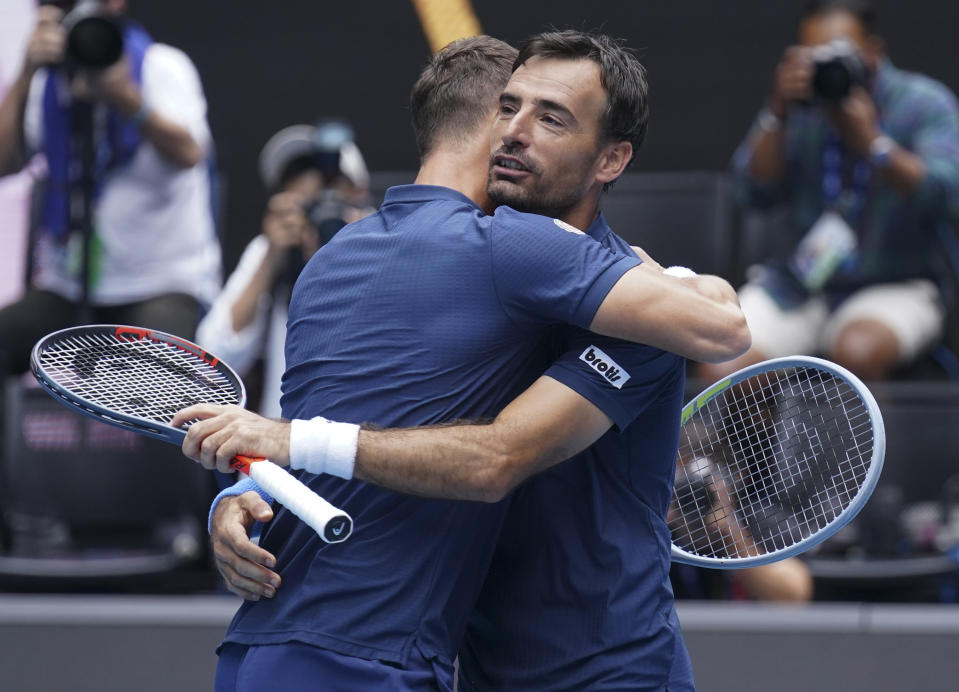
[217,185,639,674]
[458,221,696,691]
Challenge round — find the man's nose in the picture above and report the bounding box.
[501,109,532,147]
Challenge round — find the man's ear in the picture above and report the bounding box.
[595,141,633,185]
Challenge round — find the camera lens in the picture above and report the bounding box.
[813,59,854,101]
[66,14,123,69]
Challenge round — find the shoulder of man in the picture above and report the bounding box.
[490,205,591,237]
[886,64,959,114]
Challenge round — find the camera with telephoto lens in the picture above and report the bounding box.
[305,190,352,244]
[42,0,124,71]
[301,121,359,244]
[810,39,867,102]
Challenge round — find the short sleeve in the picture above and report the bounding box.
[141,44,211,149]
[544,329,684,431]
[490,207,640,329]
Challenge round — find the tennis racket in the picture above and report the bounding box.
[30,324,352,544]
[669,356,884,568]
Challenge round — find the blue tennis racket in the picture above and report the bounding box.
[669,356,884,568]
[30,324,352,544]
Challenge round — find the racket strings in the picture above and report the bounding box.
[669,366,874,561]
[36,331,242,428]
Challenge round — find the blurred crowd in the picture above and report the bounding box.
[0,0,957,608]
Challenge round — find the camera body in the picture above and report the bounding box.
[810,39,867,102]
[300,121,364,244]
[304,191,351,245]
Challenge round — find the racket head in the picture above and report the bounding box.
[669,356,885,569]
[30,325,247,444]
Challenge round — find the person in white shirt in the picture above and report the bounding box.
[196,122,372,417]
[0,0,221,376]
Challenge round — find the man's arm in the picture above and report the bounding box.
[0,69,33,177]
[0,6,63,176]
[355,375,613,502]
[175,375,615,503]
[588,264,751,364]
[76,56,204,168]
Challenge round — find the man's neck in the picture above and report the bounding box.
[550,183,604,231]
[415,138,493,214]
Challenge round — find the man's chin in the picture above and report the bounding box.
[488,180,536,212]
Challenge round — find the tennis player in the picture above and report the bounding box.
[179,32,747,690]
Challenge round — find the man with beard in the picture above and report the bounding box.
[179,31,747,690]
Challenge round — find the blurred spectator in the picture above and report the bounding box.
[0,0,220,555]
[0,0,221,376]
[0,0,35,308]
[670,457,814,602]
[703,0,959,383]
[195,121,373,417]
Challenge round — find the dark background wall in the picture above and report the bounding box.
[129,1,959,272]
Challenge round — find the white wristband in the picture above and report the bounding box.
[664,265,697,278]
[289,416,359,479]
[757,107,784,134]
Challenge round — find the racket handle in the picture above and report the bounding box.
[232,455,353,544]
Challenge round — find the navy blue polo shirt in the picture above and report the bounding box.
[218,185,640,673]
[459,219,695,691]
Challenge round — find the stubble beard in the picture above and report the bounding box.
[486,171,581,219]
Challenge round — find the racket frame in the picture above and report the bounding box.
[670,355,885,569]
[30,324,353,544]
[31,325,245,445]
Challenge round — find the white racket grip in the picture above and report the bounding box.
[245,461,353,543]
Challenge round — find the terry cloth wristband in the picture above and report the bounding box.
[207,476,272,536]
[664,265,697,278]
[290,416,360,480]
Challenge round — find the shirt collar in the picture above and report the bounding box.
[382,184,482,211]
[585,211,613,243]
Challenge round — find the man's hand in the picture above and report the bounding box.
[69,57,142,114]
[211,492,280,601]
[262,191,316,259]
[768,46,813,118]
[24,6,66,75]
[172,404,292,473]
[827,86,882,157]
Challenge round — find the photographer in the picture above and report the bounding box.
[195,122,372,417]
[703,0,959,383]
[0,0,221,373]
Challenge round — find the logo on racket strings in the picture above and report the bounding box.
[579,346,630,389]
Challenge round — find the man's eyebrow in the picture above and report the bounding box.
[498,92,578,124]
[536,98,577,124]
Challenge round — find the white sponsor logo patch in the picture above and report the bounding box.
[553,218,584,234]
[579,345,631,389]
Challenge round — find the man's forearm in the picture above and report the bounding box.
[877,142,925,196]
[747,126,788,184]
[353,377,613,502]
[590,266,751,364]
[354,421,516,502]
[0,69,33,177]
[139,109,205,168]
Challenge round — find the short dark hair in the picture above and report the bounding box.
[410,36,518,159]
[802,0,878,34]
[515,30,650,173]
